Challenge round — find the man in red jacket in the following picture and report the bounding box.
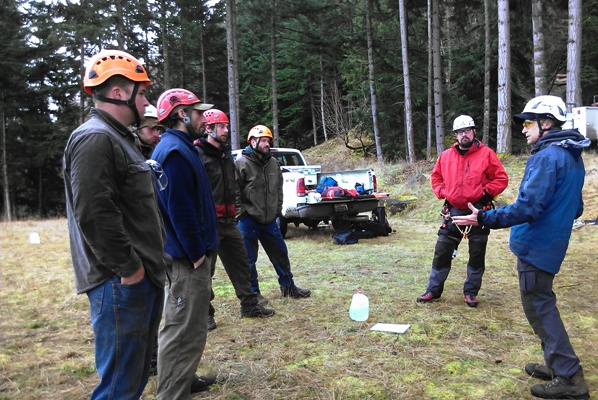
[417,115,508,307]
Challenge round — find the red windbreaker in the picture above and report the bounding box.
[431,140,508,210]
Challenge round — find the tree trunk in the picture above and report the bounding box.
[226,0,241,149]
[398,0,415,163]
[1,91,12,221]
[79,38,85,125]
[37,167,42,217]
[161,0,170,89]
[319,55,328,142]
[365,0,383,162]
[483,0,491,145]
[532,0,547,96]
[200,21,207,102]
[310,88,317,146]
[426,0,432,159]
[497,0,511,154]
[567,0,582,110]
[270,0,280,147]
[116,0,125,50]
[432,0,444,155]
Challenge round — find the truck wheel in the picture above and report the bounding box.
[277,216,288,238]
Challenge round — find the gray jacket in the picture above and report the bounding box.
[63,108,168,293]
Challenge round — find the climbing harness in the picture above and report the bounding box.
[440,207,472,239]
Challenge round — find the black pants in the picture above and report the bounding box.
[425,206,490,297]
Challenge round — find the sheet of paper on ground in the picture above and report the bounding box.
[369,323,411,334]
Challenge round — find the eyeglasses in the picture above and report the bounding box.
[146,159,168,191]
[522,120,536,129]
[455,128,474,135]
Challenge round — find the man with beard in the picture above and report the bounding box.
[151,88,218,398]
[135,104,163,158]
[416,115,508,307]
[234,125,311,301]
[195,110,275,331]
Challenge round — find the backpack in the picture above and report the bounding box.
[316,176,338,194]
[332,229,358,245]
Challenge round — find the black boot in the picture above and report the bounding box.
[530,366,589,399]
[525,363,554,381]
[281,286,311,298]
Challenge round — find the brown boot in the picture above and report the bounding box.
[530,366,589,399]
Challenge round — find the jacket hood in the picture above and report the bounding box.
[532,128,591,157]
[241,145,272,164]
[196,137,230,157]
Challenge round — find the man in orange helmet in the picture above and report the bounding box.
[195,110,275,331]
[235,125,311,300]
[63,50,168,399]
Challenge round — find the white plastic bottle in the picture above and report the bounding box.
[349,290,369,321]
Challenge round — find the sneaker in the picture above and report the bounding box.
[241,304,276,318]
[256,293,269,306]
[207,315,217,331]
[416,291,440,303]
[281,286,311,298]
[464,294,479,307]
[530,367,589,399]
[525,363,554,381]
[190,373,217,393]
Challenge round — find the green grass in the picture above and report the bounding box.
[1,153,597,399]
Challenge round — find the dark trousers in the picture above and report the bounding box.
[518,258,581,379]
[426,207,489,297]
[209,218,259,316]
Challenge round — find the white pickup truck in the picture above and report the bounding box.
[233,147,389,236]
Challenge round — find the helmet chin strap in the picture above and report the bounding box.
[93,82,142,127]
[534,116,550,137]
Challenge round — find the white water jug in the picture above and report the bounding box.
[349,290,369,322]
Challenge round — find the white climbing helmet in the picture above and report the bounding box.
[453,115,475,132]
[514,95,567,123]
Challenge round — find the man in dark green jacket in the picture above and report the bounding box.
[63,49,168,399]
[235,125,311,300]
[195,110,275,330]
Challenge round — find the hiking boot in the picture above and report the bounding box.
[530,367,589,399]
[190,373,217,393]
[281,286,311,298]
[416,291,440,303]
[464,294,479,307]
[256,293,269,306]
[525,363,554,381]
[207,315,217,331]
[241,304,276,318]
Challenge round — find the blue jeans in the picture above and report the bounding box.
[237,216,295,292]
[87,274,163,400]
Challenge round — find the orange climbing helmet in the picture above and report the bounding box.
[83,49,150,95]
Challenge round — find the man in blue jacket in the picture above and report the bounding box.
[453,95,590,400]
[151,88,218,398]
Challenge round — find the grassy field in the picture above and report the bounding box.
[1,149,597,399]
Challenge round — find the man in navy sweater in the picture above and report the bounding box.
[152,88,218,398]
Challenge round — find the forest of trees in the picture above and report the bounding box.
[1,0,597,219]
